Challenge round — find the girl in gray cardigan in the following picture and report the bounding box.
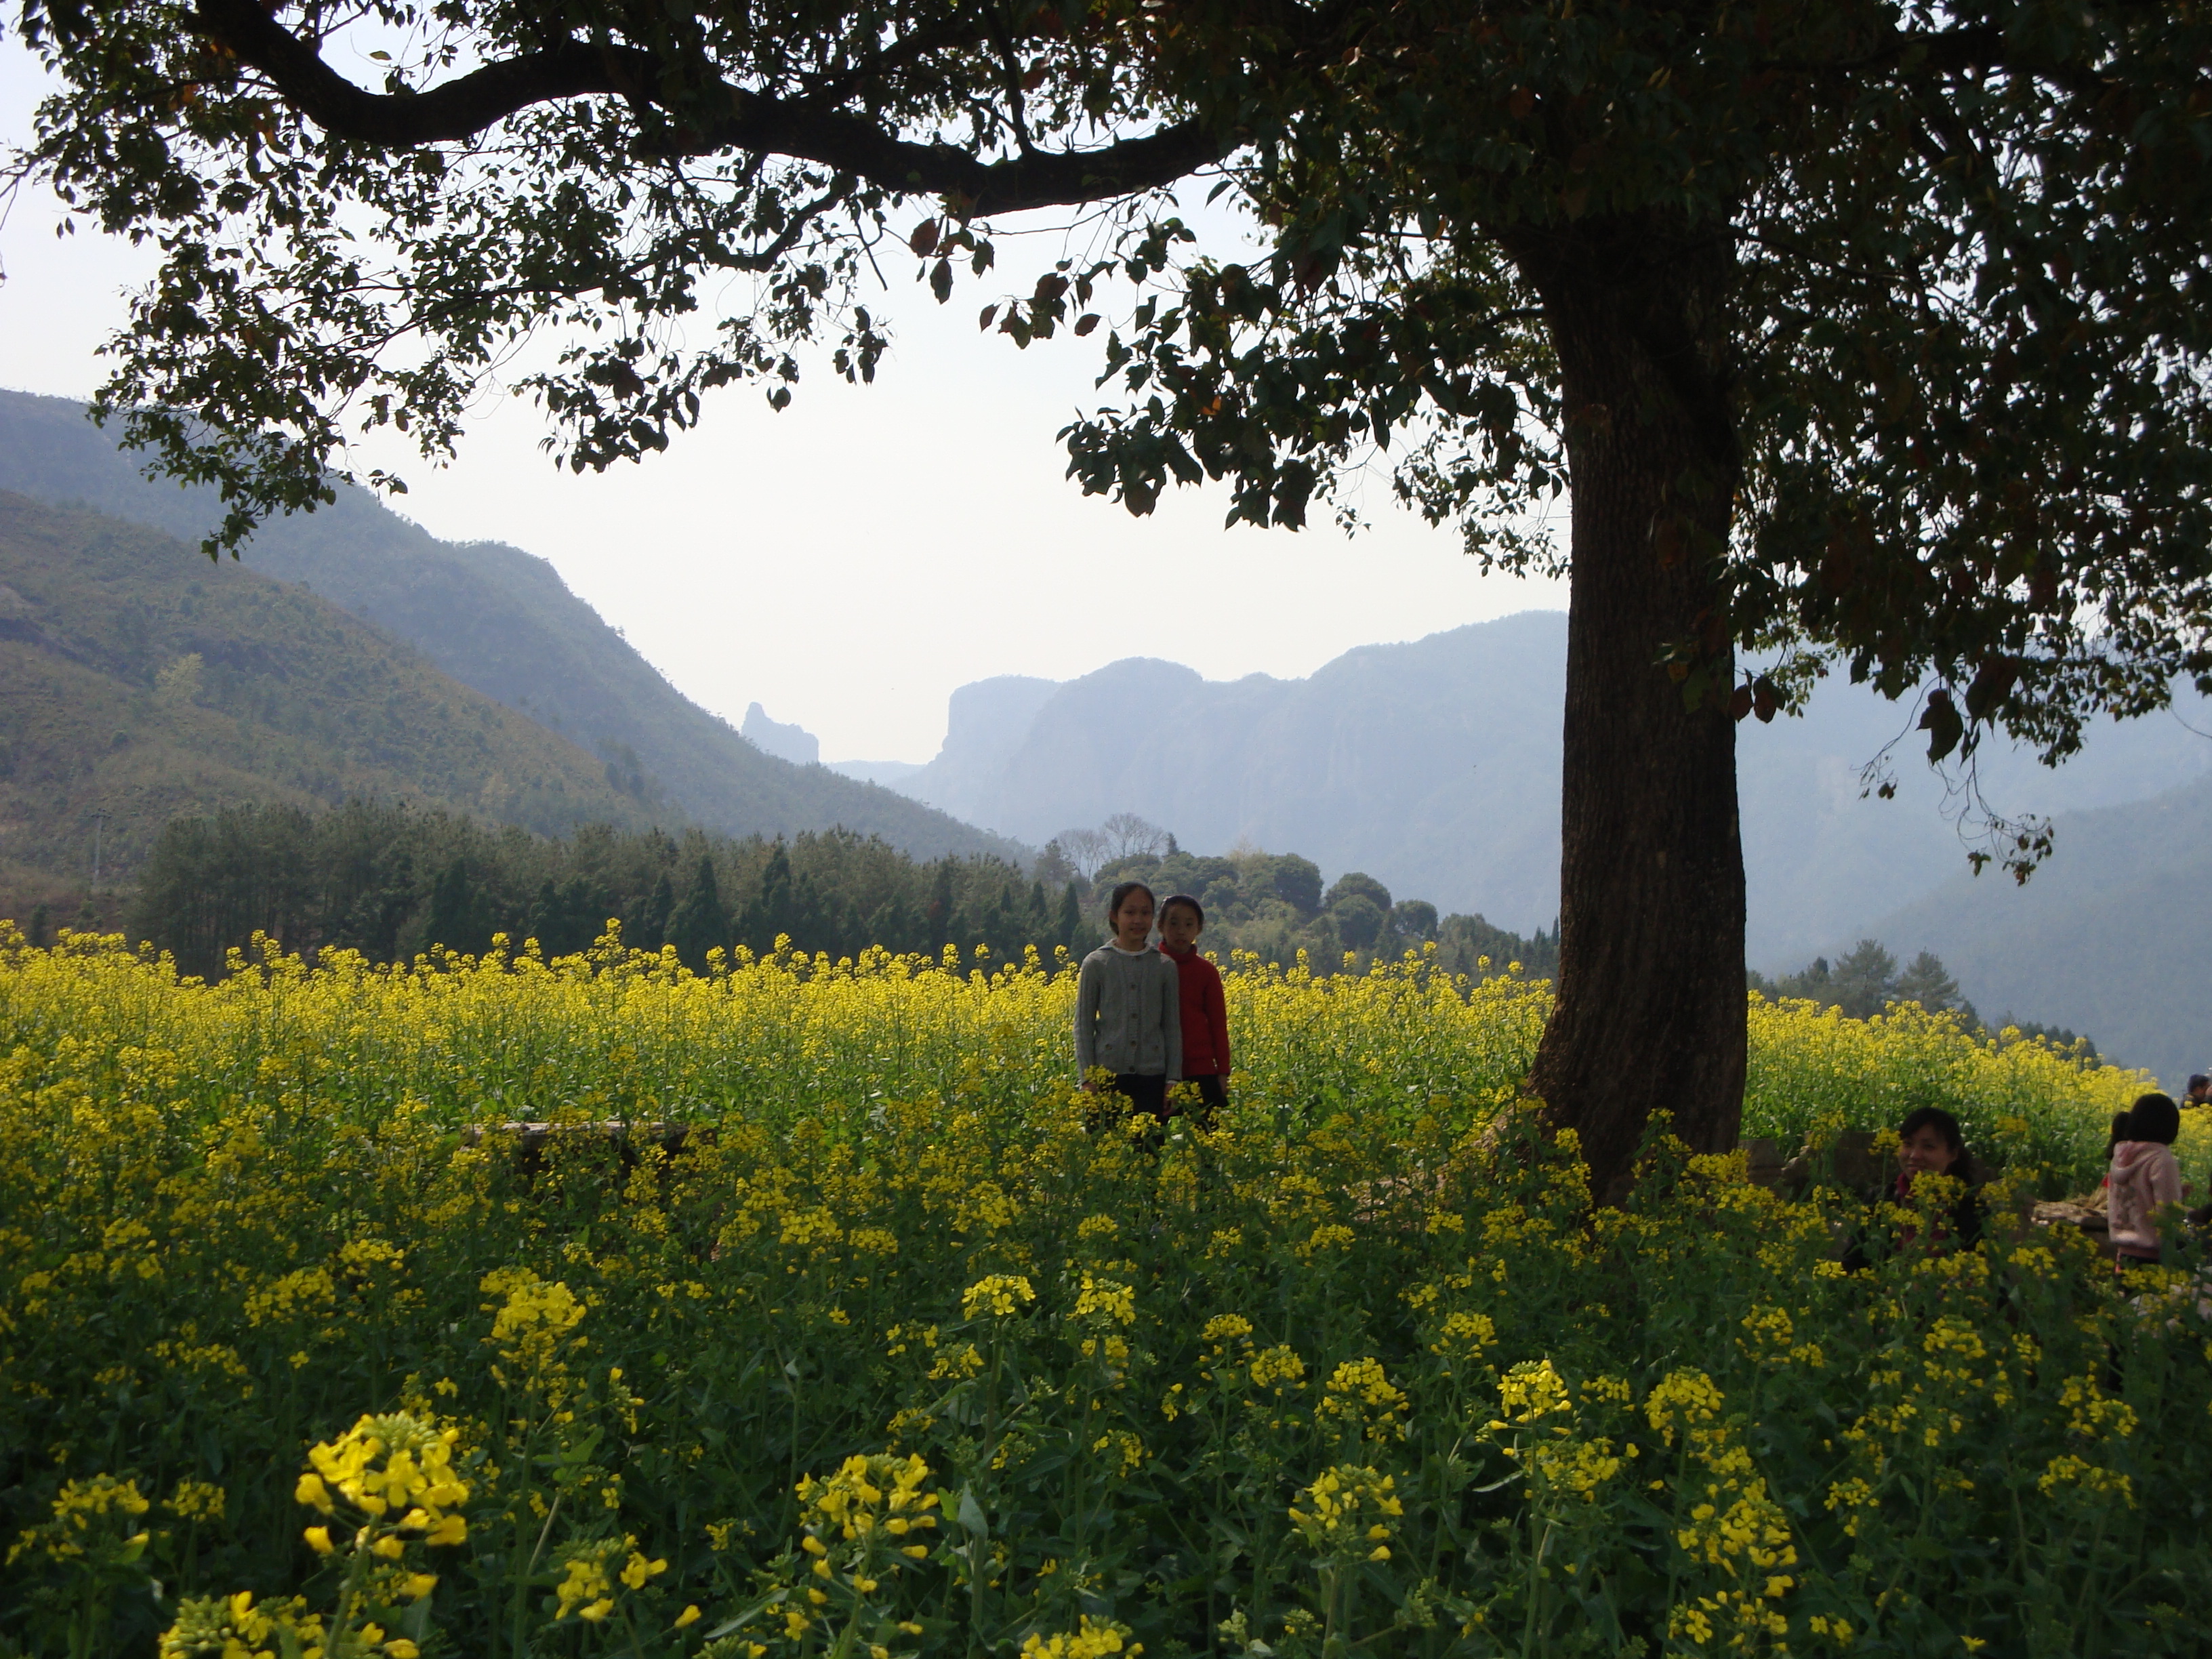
[1075,880,1182,1122]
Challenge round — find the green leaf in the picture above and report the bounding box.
[957,1487,988,1539]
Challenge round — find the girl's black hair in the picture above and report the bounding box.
[2108,1111,2135,1158]
[1898,1105,1976,1183]
[1105,880,1156,920]
[2128,1092,2181,1146]
[1160,893,1205,926]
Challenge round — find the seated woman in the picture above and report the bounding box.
[1843,1106,1983,1269]
[2108,1092,2184,1275]
[1893,1105,1985,1245]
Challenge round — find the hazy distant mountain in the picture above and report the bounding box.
[824,613,2212,964]
[1868,775,2212,1088]
[1737,666,2212,965]
[0,389,1023,863]
[0,490,649,900]
[829,758,926,787]
[886,626,1568,929]
[742,702,819,766]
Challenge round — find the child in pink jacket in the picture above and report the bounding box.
[2109,1092,2185,1272]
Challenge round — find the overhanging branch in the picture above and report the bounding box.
[189,0,1235,213]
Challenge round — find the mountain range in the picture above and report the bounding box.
[799,620,2212,1082]
[817,617,2209,963]
[0,389,1023,868]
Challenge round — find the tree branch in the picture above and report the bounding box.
[189,0,1235,213]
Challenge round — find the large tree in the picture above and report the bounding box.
[13,0,2212,1196]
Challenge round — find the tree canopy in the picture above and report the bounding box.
[14,0,2212,1195]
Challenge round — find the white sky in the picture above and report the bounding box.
[0,42,1565,762]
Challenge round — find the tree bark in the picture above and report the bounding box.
[1508,215,1747,1204]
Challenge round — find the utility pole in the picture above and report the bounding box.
[91,809,106,888]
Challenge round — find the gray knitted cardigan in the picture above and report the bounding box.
[1073,943,1183,1080]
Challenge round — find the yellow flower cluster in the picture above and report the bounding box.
[1072,1275,1137,1328]
[296,1413,470,1550]
[7,1473,150,1567]
[1317,1357,1409,1441]
[554,1534,667,1622]
[1250,1345,1307,1393]
[798,1452,940,1543]
[1020,1614,1142,1659]
[159,1590,325,1659]
[961,1274,1037,1319]
[1495,1357,1572,1427]
[1288,1464,1401,1564]
[777,1453,944,1652]
[481,1268,588,1411]
[165,1480,228,1523]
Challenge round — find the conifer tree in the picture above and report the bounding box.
[666,855,729,972]
[1056,882,1085,962]
[636,871,676,953]
[423,858,483,956]
[743,842,796,954]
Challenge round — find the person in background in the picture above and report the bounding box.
[2186,1074,2211,1108]
[1158,894,1230,1127]
[1074,881,1182,1126]
[2109,1092,2186,1275]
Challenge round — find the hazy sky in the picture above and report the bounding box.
[1,43,1566,762]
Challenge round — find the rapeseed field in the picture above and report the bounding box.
[3,926,2205,1657]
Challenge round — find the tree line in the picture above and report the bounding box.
[1750,940,2102,1063]
[127,802,1087,981]
[121,802,1559,985]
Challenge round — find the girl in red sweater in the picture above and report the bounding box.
[1158,894,1230,1126]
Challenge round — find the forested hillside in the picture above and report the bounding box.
[1065,826,1557,984]
[0,390,1022,862]
[0,491,653,919]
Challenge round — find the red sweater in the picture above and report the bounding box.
[1162,945,1230,1077]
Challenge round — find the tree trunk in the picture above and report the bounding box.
[1508,215,1747,1204]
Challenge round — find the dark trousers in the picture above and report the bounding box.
[1106,1073,1168,1118]
[1091,1073,1225,1138]
[1187,1073,1228,1128]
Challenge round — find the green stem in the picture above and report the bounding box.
[1520,1513,1553,1659]
[508,1418,551,1659]
[525,1490,563,1581]
[326,1529,379,1659]
[70,1571,94,1659]
[970,1332,1002,1658]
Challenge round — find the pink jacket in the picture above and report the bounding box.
[2108,1141,2184,1258]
